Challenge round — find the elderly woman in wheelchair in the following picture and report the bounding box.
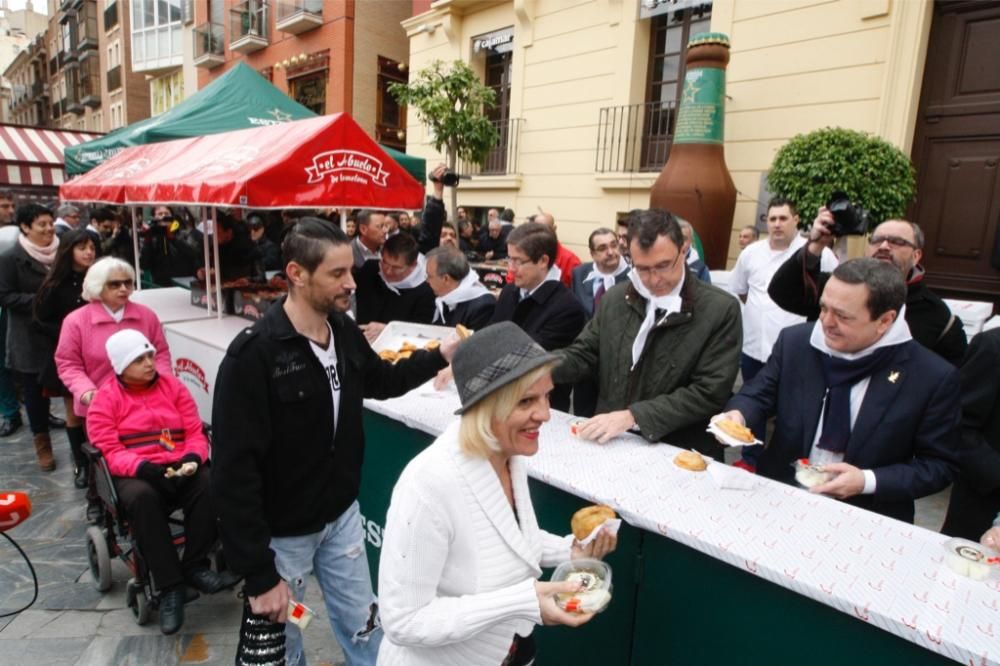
[86,329,239,634]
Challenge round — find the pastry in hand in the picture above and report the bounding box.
[456,324,472,340]
[674,450,708,472]
[716,418,755,443]
[571,505,616,541]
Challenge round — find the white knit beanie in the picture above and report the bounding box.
[106,329,156,375]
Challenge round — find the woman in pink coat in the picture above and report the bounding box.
[87,329,238,636]
[55,257,173,420]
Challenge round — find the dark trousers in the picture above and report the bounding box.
[12,371,49,434]
[572,377,599,418]
[941,476,1000,542]
[0,310,19,420]
[738,354,767,466]
[114,465,216,591]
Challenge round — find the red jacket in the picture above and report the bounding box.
[86,372,209,478]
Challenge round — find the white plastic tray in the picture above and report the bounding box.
[371,321,457,353]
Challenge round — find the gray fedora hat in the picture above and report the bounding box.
[452,322,560,415]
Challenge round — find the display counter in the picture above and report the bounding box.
[131,286,212,325]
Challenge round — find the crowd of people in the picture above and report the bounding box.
[2,174,998,665]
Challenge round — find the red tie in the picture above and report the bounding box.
[594,282,606,309]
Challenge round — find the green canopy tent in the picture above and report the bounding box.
[64,62,426,183]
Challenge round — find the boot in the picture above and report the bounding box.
[66,425,89,489]
[33,432,55,472]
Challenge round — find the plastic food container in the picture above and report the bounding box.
[793,459,833,489]
[551,559,613,614]
[942,538,999,581]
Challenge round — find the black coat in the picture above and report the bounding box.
[211,299,447,596]
[768,247,968,364]
[727,323,960,524]
[254,237,282,272]
[354,259,435,326]
[478,226,511,260]
[435,292,496,330]
[140,228,198,287]
[0,243,49,373]
[490,280,586,411]
[34,271,87,393]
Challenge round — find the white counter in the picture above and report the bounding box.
[131,287,212,325]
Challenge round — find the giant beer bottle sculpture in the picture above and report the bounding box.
[649,32,736,270]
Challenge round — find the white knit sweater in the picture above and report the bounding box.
[377,421,574,666]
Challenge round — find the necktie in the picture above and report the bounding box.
[594,282,606,309]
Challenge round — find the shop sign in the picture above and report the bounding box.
[473,27,514,55]
[639,0,711,20]
[305,150,389,187]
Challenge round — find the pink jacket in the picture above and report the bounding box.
[55,301,172,417]
[86,372,209,478]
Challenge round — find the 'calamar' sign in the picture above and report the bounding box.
[305,150,389,187]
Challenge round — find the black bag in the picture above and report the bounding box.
[235,595,286,666]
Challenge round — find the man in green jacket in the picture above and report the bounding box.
[553,209,742,459]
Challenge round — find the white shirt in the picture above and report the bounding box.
[585,256,629,298]
[729,235,838,362]
[307,322,341,437]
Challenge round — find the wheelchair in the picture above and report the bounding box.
[82,442,226,626]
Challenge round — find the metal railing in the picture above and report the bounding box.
[107,65,121,91]
[456,117,522,176]
[277,0,322,21]
[230,1,269,40]
[595,100,677,173]
[194,23,224,58]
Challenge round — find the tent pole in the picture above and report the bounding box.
[131,208,141,292]
[339,208,347,230]
[201,207,213,316]
[211,208,223,321]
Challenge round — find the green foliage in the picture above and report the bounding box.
[767,127,917,231]
[389,60,499,167]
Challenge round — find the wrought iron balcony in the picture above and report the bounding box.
[276,0,322,35]
[595,100,677,173]
[194,23,225,68]
[456,118,523,177]
[230,1,269,54]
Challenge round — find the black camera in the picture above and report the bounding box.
[430,169,461,187]
[826,191,872,236]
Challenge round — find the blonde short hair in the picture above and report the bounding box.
[82,257,136,302]
[458,362,555,458]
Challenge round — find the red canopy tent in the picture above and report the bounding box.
[60,114,426,316]
[60,113,425,209]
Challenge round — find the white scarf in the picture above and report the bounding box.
[809,305,913,360]
[434,270,490,323]
[629,268,684,369]
[584,256,629,293]
[381,254,427,295]
[519,265,562,300]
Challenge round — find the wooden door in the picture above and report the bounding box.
[910,0,1000,299]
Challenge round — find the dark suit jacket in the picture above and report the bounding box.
[490,280,586,412]
[727,323,960,523]
[571,262,630,319]
[438,293,496,330]
[478,226,511,260]
[954,329,1000,495]
[354,259,435,326]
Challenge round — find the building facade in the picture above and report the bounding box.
[196,0,413,150]
[0,2,50,124]
[402,0,1000,299]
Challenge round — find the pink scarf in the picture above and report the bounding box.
[18,233,58,267]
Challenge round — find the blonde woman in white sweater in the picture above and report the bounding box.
[378,322,617,666]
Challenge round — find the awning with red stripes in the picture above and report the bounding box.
[0,124,101,189]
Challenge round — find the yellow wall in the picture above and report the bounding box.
[402,0,932,266]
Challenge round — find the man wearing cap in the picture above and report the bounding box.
[248,214,281,271]
[552,209,741,457]
[212,218,458,665]
[425,245,495,330]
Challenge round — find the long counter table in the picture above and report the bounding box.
[363,385,998,666]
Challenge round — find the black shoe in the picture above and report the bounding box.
[158,586,186,635]
[0,414,22,437]
[47,413,66,429]
[73,463,89,489]
[86,500,103,525]
[185,568,242,594]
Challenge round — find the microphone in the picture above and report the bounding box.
[0,492,31,532]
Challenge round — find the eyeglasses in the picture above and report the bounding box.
[868,234,917,249]
[105,279,135,290]
[631,252,681,279]
[507,256,536,268]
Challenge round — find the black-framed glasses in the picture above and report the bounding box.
[105,279,135,290]
[868,234,917,249]
[631,251,682,279]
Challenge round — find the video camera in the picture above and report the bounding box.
[826,191,873,236]
[429,169,464,187]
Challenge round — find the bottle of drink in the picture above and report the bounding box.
[649,32,736,270]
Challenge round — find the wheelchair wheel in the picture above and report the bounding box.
[86,526,112,592]
[125,578,151,625]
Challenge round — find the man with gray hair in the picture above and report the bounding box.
[54,203,81,237]
[720,258,960,523]
[677,219,710,283]
[425,246,495,330]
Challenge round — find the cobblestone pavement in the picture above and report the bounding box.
[0,406,346,666]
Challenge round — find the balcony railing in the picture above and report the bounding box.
[76,3,99,50]
[31,80,48,98]
[230,1,269,54]
[107,64,121,91]
[194,23,225,68]
[595,100,678,173]
[276,0,322,34]
[456,118,522,176]
[104,2,118,30]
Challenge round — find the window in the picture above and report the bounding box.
[107,40,121,69]
[376,56,407,151]
[110,102,124,129]
[150,70,184,115]
[131,0,183,71]
[289,72,326,114]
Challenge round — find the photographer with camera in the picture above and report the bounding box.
[768,197,967,365]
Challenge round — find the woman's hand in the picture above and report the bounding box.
[81,390,96,406]
[571,527,618,561]
[433,366,454,391]
[534,580,595,627]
